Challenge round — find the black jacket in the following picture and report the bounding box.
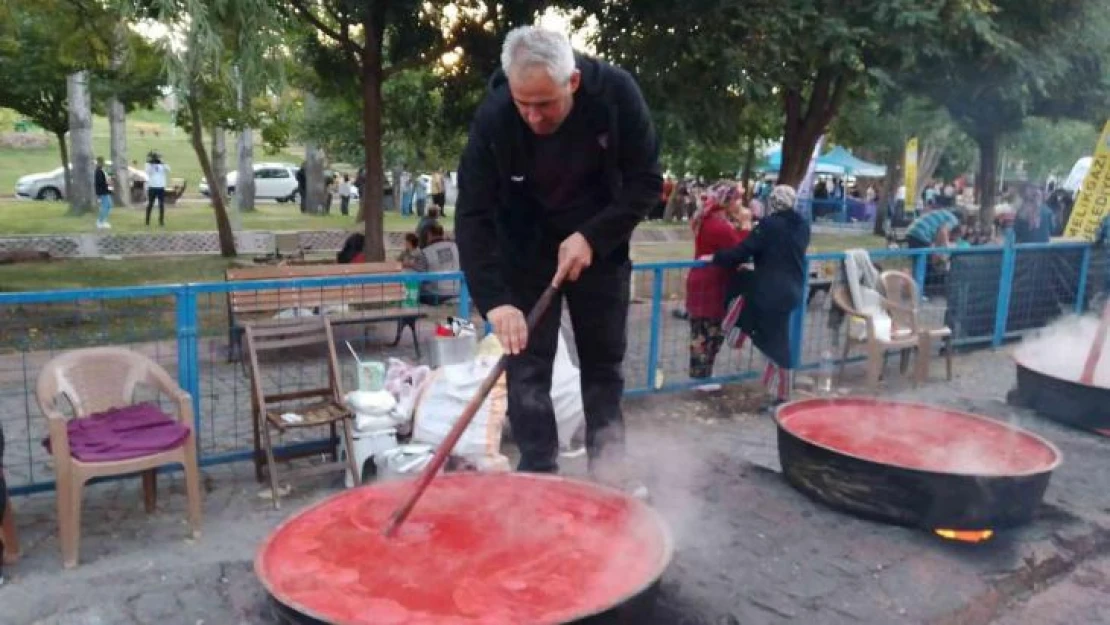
[455,54,662,315]
[94,167,110,196]
[714,210,811,313]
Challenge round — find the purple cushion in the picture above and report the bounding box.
[43,403,190,462]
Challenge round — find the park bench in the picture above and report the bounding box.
[224,262,426,362]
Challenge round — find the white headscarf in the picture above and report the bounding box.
[769,185,797,212]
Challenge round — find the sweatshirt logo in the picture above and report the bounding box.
[598,133,609,149]
[511,175,525,182]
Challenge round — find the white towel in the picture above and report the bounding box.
[842,249,891,341]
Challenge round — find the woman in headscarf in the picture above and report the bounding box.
[686,182,748,391]
[701,184,811,409]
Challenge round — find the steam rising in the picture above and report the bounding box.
[1016,313,1107,385]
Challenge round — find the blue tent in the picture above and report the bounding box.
[819,146,887,177]
[758,149,846,175]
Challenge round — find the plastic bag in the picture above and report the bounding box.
[411,358,508,466]
[478,333,584,449]
[384,359,432,427]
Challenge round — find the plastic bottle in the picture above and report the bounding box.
[817,350,834,394]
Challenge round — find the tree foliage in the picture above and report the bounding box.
[900,0,1110,220]
[0,0,162,202]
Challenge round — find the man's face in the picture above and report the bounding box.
[508,65,580,136]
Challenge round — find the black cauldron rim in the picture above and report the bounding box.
[254,472,676,625]
[774,396,1064,479]
[1012,349,1107,392]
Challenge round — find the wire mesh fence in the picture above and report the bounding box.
[0,241,1098,493]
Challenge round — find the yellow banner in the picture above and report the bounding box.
[904,137,918,212]
[1064,120,1110,240]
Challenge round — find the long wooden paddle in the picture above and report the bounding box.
[1081,299,1110,385]
[383,282,562,537]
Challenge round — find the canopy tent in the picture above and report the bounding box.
[757,149,846,175]
[819,146,887,177]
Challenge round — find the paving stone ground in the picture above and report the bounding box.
[5,344,1108,624]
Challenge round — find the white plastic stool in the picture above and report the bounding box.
[341,428,399,487]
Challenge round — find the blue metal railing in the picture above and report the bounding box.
[0,241,1098,494]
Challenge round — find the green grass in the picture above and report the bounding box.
[0,199,450,234]
[0,111,306,195]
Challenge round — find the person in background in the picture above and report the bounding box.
[396,233,424,270]
[686,182,747,391]
[430,170,446,214]
[296,163,307,213]
[338,174,352,216]
[144,152,169,227]
[95,157,113,229]
[416,206,440,248]
[701,185,810,410]
[414,223,460,305]
[1014,187,1055,244]
[414,175,429,217]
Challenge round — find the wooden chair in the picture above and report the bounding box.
[36,347,203,568]
[880,270,954,383]
[831,286,922,391]
[244,317,359,509]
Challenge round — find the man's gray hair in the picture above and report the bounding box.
[501,26,576,84]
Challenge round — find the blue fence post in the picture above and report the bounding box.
[992,244,1017,347]
[645,267,664,391]
[1076,245,1092,314]
[913,253,927,301]
[790,258,810,369]
[457,278,472,320]
[174,285,201,444]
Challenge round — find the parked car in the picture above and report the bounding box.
[200,162,305,203]
[14,163,148,201]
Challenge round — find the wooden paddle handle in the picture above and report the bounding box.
[383,284,561,537]
[1081,300,1110,385]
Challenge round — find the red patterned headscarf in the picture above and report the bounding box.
[692,181,741,233]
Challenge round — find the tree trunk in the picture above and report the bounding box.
[236,70,255,213]
[109,99,129,207]
[303,92,328,213]
[237,128,255,212]
[211,126,228,209]
[187,91,236,257]
[359,18,386,261]
[55,131,70,199]
[305,142,327,213]
[976,132,999,227]
[108,23,129,207]
[66,71,95,215]
[392,164,404,213]
[740,135,756,203]
[777,71,851,188]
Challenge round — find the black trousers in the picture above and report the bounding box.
[145,188,165,225]
[506,261,631,473]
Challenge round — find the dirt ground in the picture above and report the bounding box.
[4,346,1110,624]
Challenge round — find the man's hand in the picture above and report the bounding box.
[556,233,593,285]
[488,305,528,355]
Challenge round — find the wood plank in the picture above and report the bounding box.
[227,261,403,281]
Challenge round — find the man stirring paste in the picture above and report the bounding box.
[455,26,661,495]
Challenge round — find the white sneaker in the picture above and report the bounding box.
[95,221,103,229]
[101,222,111,229]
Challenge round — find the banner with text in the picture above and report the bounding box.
[904,137,918,213]
[1064,120,1110,240]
